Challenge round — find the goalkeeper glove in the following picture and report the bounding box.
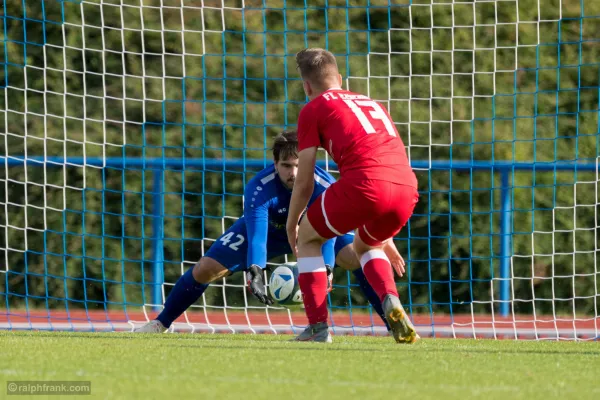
[246,265,274,305]
[326,265,333,294]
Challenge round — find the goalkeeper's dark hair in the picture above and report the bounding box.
[272,130,298,162]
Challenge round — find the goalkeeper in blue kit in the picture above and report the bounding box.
[134,131,406,334]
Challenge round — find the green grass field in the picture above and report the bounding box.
[1,331,599,400]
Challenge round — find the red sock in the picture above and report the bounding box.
[360,250,398,303]
[297,257,329,325]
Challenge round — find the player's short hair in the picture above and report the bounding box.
[295,48,339,86]
[272,130,298,162]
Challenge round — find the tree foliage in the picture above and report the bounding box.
[1,0,599,316]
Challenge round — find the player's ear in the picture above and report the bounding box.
[337,74,342,87]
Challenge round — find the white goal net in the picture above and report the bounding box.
[1,0,598,340]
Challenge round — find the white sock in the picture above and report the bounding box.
[297,257,326,274]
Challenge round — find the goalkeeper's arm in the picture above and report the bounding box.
[244,196,273,305]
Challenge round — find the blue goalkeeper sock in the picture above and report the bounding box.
[321,239,335,268]
[352,268,391,331]
[156,266,208,328]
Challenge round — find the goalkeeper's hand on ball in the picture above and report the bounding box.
[246,265,274,305]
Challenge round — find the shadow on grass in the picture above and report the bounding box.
[161,342,600,356]
[2,331,599,356]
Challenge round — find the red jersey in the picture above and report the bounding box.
[297,89,417,187]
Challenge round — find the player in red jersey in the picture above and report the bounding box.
[286,48,420,343]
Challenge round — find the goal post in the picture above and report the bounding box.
[1,0,599,339]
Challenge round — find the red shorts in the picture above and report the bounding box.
[307,178,419,246]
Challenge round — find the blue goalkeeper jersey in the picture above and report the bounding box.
[243,164,335,268]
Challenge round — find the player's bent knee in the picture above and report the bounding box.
[352,231,385,257]
[298,215,327,245]
[335,244,360,271]
[192,257,230,284]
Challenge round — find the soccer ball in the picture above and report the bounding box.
[268,262,303,308]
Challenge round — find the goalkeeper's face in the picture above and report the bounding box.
[275,156,299,190]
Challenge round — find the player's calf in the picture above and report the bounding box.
[334,244,391,331]
[294,216,331,328]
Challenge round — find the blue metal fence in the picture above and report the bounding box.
[3,156,599,316]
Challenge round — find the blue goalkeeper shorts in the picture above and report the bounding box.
[204,219,355,275]
[334,230,354,255]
